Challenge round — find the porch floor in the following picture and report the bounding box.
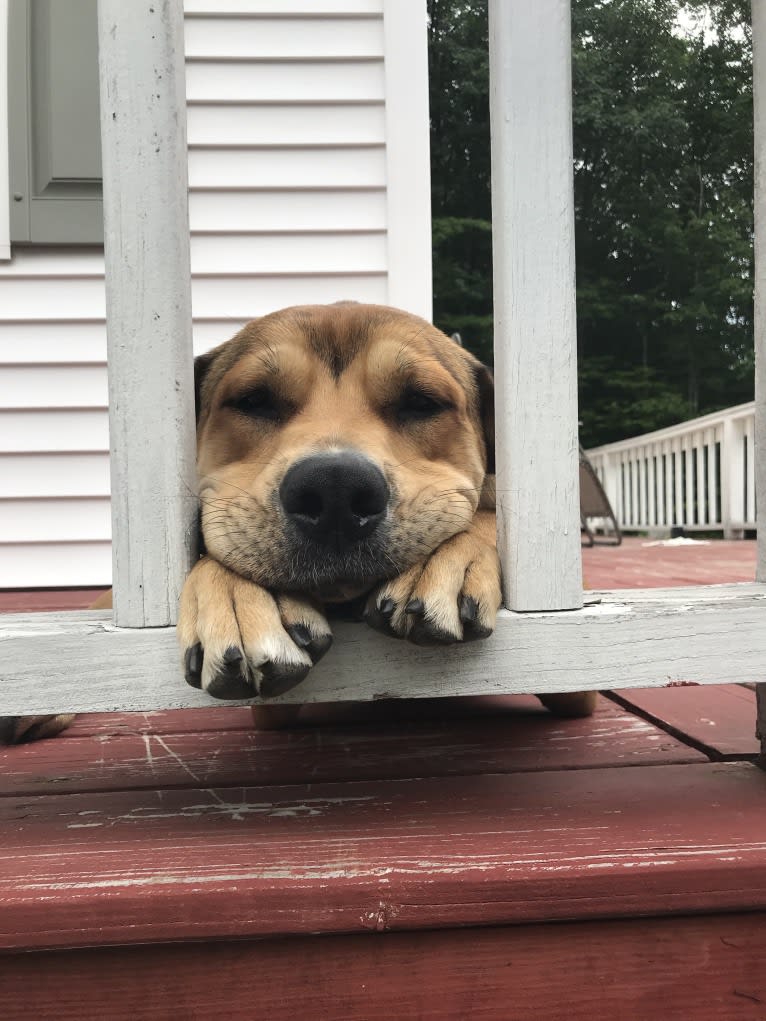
[1,539,764,1019]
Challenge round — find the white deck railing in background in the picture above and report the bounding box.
[587,402,756,538]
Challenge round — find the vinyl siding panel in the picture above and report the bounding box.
[187,146,386,188]
[182,17,384,59]
[186,104,386,147]
[0,498,110,541]
[0,367,108,410]
[0,454,110,498]
[185,60,385,103]
[189,189,387,231]
[0,542,112,588]
[0,411,109,452]
[0,0,430,587]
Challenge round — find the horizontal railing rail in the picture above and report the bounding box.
[587,402,756,538]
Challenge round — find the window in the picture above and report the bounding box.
[8,0,102,244]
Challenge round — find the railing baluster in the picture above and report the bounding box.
[753,0,766,757]
[705,428,716,525]
[489,0,582,611]
[655,446,665,528]
[746,415,756,525]
[695,435,706,526]
[672,439,682,527]
[97,0,196,627]
[722,417,745,539]
[647,448,656,528]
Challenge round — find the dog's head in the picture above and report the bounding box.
[194,303,494,601]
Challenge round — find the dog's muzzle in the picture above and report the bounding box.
[279,451,389,551]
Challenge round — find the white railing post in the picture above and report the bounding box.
[753,0,766,756]
[721,417,744,539]
[97,0,197,628]
[602,452,620,524]
[488,0,582,611]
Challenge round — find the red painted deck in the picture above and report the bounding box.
[584,535,757,589]
[1,541,764,1020]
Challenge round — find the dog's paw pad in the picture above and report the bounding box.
[0,714,76,744]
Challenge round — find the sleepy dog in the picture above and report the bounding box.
[180,301,595,722]
[3,302,594,742]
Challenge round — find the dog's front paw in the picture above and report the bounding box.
[0,714,76,744]
[178,557,332,699]
[365,519,501,645]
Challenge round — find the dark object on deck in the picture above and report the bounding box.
[580,445,622,546]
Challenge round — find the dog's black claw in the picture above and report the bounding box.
[184,642,203,688]
[404,599,459,645]
[206,674,254,700]
[461,623,493,642]
[259,660,312,698]
[407,617,459,646]
[459,596,493,641]
[306,631,333,663]
[459,595,478,624]
[286,623,312,648]
[286,623,333,664]
[206,646,252,699]
[364,600,400,638]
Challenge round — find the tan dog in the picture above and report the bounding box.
[178,302,595,722]
[3,302,593,742]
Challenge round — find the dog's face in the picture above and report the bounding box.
[194,303,494,601]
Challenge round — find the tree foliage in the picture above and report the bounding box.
[428,0,754,446]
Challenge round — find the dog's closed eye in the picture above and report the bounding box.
[396,386,454,423]
[227,386,284,422]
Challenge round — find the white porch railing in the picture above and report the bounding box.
[587,402,756,539]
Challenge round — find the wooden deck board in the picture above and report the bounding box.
[1,538,763,1005]
[1,695,706,798]
[2,912,765,1021]
[609,685,760,759]
[583,536,757,589]
[2,761,765,951]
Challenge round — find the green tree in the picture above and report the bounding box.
[428,0,493,360]
[427,0,755,446]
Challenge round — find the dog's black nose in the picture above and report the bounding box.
[279,452,389,547]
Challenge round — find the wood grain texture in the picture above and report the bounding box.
[2,913,764,1021]
[0,695,706,797]
[488,0,582,611]
[1,762,765,950]
[609,685,759,759]
[2,584,766,714]
[97,0,197,627]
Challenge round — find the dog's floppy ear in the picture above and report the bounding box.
[194,349,218,424]
[473,362,495,475]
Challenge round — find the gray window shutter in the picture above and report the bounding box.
[9,0,103,244]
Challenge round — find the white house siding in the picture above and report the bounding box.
[0,0,431,588]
